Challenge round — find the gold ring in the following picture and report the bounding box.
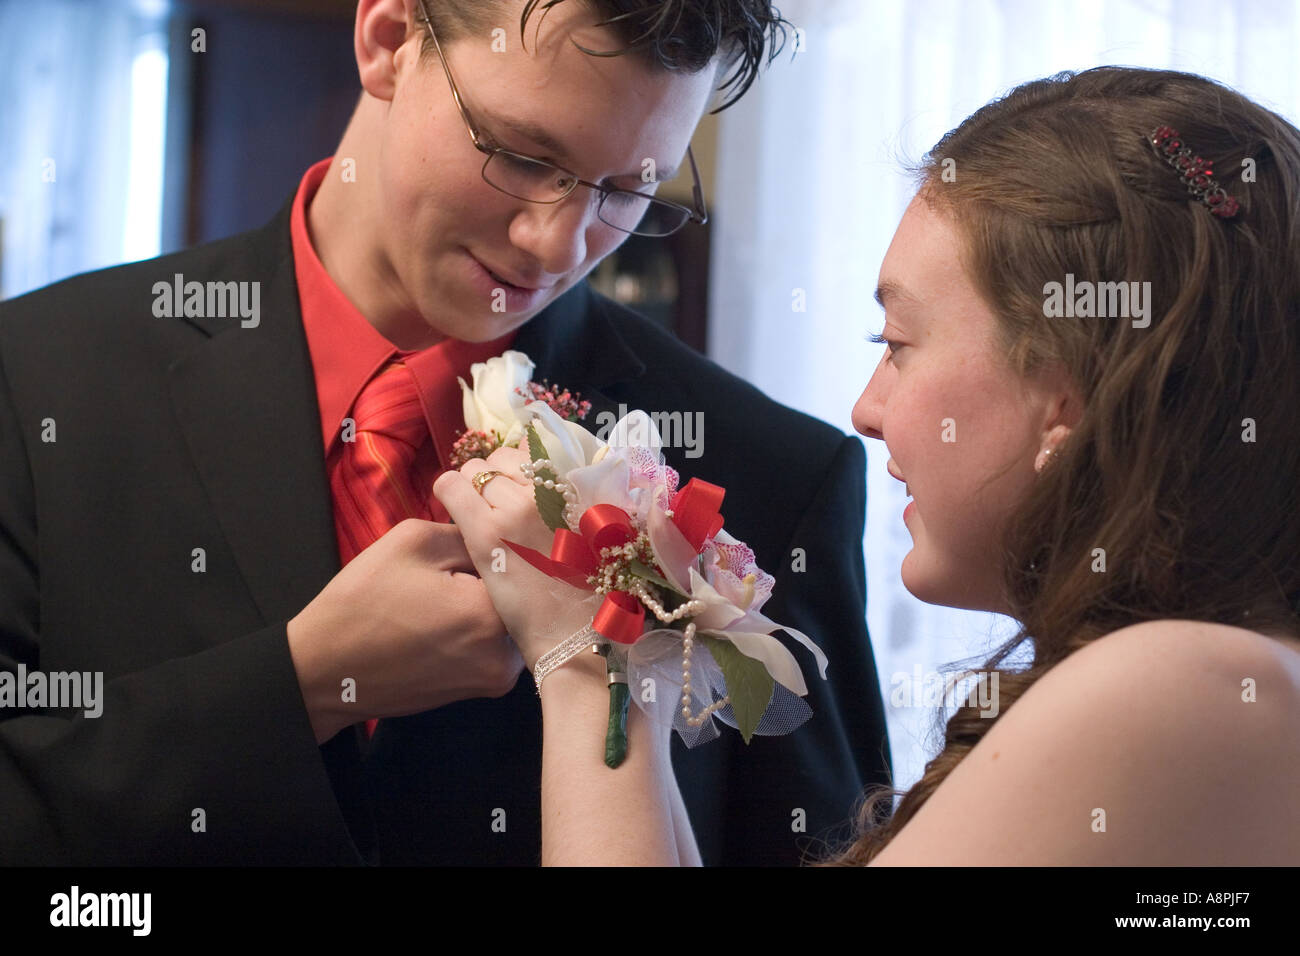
[471,469,506,496]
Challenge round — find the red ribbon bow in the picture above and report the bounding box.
[669,478,725,551]
[504,504,645,643]
[503,478,728,645]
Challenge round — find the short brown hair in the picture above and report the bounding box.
[415,0,793,111]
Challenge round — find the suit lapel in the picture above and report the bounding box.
[166,200,376,860]
[163,197,646,627]
[166,197,341,627]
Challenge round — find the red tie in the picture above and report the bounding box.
[330,359,443,738]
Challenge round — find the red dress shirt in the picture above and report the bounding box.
[289,157,516,564]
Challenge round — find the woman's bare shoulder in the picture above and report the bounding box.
[1074,618,1300,686]
[870,618,1300,865]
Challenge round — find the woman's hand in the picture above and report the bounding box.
[436,444,699,866]
[433,445,601,670]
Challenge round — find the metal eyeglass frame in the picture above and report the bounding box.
[414,0,708,237]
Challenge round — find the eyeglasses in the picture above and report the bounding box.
[415,0,708,238]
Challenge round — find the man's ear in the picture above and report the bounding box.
[356,0,418,102]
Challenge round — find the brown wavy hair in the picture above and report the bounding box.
[826,66,1300,865]
[414,0,793,111]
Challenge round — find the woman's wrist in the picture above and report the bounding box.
[530,621,599,690]
[538,648,609,707]
[544,653,671,746]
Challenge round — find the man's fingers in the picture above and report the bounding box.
[501,638,525,675]
[447,571,507,628]
[422,522,476,573]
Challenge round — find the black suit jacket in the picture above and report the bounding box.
[0,194,891,865]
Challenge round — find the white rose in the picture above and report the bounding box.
[459,350,534,442]
[526,401,605,477]
[604,409,664,458]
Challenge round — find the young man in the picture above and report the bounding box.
[0,0,890,865]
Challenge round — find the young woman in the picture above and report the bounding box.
[434,66,1300,865]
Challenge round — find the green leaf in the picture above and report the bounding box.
[525,423,548,463]
[626,559,685,597]
[534,481,568,533]
[525,424,569,532]
[698,635,774,744]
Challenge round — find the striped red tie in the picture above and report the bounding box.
[331,359,443,738]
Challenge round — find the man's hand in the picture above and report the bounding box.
[286,520,522,744]
[434,446,601,671]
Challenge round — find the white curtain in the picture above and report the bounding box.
[709,0,1300,791]
[0,0,167,301]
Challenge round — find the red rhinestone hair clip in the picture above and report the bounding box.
[1148,126,1240,219]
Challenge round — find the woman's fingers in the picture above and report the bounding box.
[432,469,496,561]
[482,444,532,485]
[435,454,554,559]
[458,457,531,511]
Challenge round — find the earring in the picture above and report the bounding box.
[1034,447,1054,473]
